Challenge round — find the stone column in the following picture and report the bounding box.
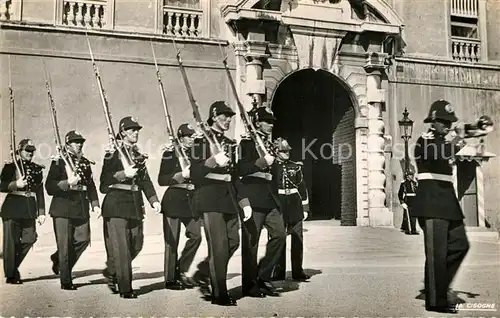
[233,40,269,139]
[364,52,392,226]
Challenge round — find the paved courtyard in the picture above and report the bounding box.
[0,216,498,317]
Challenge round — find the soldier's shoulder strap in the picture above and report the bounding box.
[32,162,46,169]
[292,160,303,166]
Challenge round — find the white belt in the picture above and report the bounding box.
[405,193,416,197]
[109,184,139,191]
[247,171,272,181]
[417,173,453,183]
[278,188,299,195]
[69,184,87,191]
[10,191,35,197]
[205,173,232,182]
[169,183,195,191]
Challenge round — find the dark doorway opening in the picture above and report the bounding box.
[271,69,356,221]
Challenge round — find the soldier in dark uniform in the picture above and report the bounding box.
[397,170,419,235]
[413,100,470,314]
[158,123,201,290]
[237,106,286,298]
[270,138,311,281]
[190,101,252,306]
[45,130,101,290]
[100,116,161,299]
[0,139,46,284]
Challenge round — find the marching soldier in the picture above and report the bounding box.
[100,116,161,299]
[45,130,101,290]
[158,123,201,290]
[413,100,470,314]
[0,139,46,284]
[237,106,286,298]
[190,101,252,306]
[271,138,311,281]
[397,170,419,235]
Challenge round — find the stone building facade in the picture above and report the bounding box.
[1,0,499,228]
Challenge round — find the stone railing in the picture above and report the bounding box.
[452,37,481,62]
[0,0,12,20]
[62,0,107,28]
[163,5,202,37]
[451,0,478,18]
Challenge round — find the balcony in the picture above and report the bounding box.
[451,0,478,18]
[452,37,481,62]
[162,5,202,37]
[61,0,107,28]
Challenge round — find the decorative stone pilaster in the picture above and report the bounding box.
[364,52,392,226]
[233,40,270,138]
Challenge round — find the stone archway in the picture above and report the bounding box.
[271,68,357,224]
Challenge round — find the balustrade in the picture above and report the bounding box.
[62,0,106,28]
[452,37,481,62]
[163,6,202,37]
[0,0,12,20]
[451,0,478,18]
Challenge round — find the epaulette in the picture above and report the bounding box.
[422,131,435,140]
[104,146,116,154]
[161,143,175,153]
[81,156,96,165]
[295,161,303,165]
[32,162,45,169]
[51,154,62,161]
[4,159,14,165]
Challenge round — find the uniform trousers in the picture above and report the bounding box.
[401,206,418,233]
[418,218,469,307]
[163,216,202,282]
[51,218,90,285]
[2,218,37,279]
[202,212,239,298]
[242,208,286,290]
[273,220,305,278]
[103,217,144,293]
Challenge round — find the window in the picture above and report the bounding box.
[450,0,482,62]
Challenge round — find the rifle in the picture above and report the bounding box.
[172,39,224,156]
[217,42,270,157]
[8,55,23,179]
[150,41,190,170]
[85,33,142,170]
[42,60,78,178]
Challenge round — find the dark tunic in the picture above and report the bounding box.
[45,153,99,219]
[158,147,196,218]
[413,131,464,220]
[274,159,308,224]
[99,146,158,220]
[0,160,45,219]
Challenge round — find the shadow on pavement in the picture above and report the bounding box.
[22,268,103,283]
[415,288,480,304]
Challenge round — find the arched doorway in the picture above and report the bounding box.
[271,68,357,222]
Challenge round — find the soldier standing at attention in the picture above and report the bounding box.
[413,100,470,314]
[100,116,161,299]
[0,139,46,284]
[238,106,286,298]
[397,170,419,235]
[270,138,310,282]
[190,101,252,306]
[45,130,101,290]
[158,123,201,290]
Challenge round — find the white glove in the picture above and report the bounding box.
[264,154,275,166]
[68,174,81,186]
[37,215,46,226]
[181,166,191,179]
[214,152,230,167]
[303,211,308,220]
[242,206,252,222]
[16,177,28,189]
[401,203,408,210]
[93,207,102,218]
[153,202,161,214]
[124,166,138,178]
